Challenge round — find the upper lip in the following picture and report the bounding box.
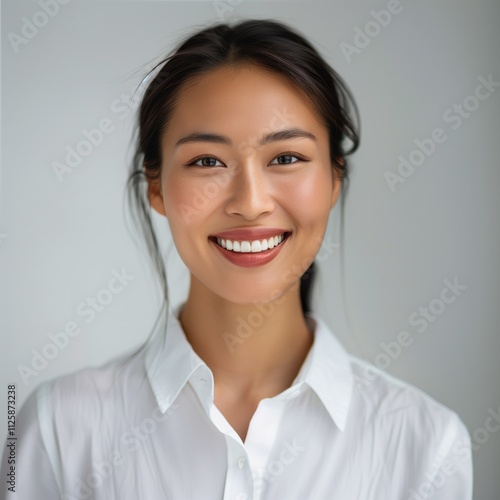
[209,227,291,240]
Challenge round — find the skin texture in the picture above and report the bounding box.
[148,63,342,442]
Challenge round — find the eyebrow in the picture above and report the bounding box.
[174,127,317,149]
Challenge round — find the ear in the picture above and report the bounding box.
[330,159,344,209]
[147,176,167,217]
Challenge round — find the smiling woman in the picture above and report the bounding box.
[2,18,473,500]
[148,63,340,311]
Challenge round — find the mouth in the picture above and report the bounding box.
[208,229,292,268]
[208,231,292,253]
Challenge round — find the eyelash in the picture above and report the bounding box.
[185,151,308,167]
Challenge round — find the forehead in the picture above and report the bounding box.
[161,64,328,148]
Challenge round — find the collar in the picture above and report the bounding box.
[145,301,353,432]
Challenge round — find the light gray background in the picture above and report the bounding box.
[1,0,499,498]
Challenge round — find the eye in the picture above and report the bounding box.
[269,152,306,165]
[186,156,224,167]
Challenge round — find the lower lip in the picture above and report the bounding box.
[209,234,290,268]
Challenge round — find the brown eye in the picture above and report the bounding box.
[270,152,306,165]
[187,156,223,167]
[275,155,295,164]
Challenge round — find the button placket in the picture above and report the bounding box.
[222,436,253,500]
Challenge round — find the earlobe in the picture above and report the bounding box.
[330,177,342,209]
[148,179,167,217]
[330,160,344,209]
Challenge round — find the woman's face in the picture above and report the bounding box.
[149,64,342,305]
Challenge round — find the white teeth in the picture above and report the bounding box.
[251,240,262,252]
[214,233,286,253]
[240,241,251,252]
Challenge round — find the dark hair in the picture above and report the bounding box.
[126,18,360,318]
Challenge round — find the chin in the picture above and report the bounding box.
[201,279,296,308]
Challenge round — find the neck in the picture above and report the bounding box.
[178,275,313,399]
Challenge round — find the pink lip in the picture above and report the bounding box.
[209,232,291,268]
[210,227,291,240]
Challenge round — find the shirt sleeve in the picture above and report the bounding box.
[0,385,61,500]
[417,411,474,500]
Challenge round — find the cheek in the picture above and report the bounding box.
[162,178,204,264]
[163,173,189,214]
[163,172,213,228]
[279,170,332,223]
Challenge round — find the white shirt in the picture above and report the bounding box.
[1,301,473,500]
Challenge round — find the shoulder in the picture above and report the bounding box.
[348,354,468,433]
[32,347,150,428]
[347,355,472,477]
[7,350,152,498]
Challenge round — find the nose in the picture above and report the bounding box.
[224,161,275,220]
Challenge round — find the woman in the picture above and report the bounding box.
[1,19,472,499]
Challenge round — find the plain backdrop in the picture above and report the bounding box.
[1,0,499,498]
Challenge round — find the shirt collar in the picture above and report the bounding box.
[144,301,207,414]
[299,312,354,431]
[145,301,353,432]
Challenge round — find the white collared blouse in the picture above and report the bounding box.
[1,301,473,499]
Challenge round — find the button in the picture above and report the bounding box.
[237,456,247,469]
